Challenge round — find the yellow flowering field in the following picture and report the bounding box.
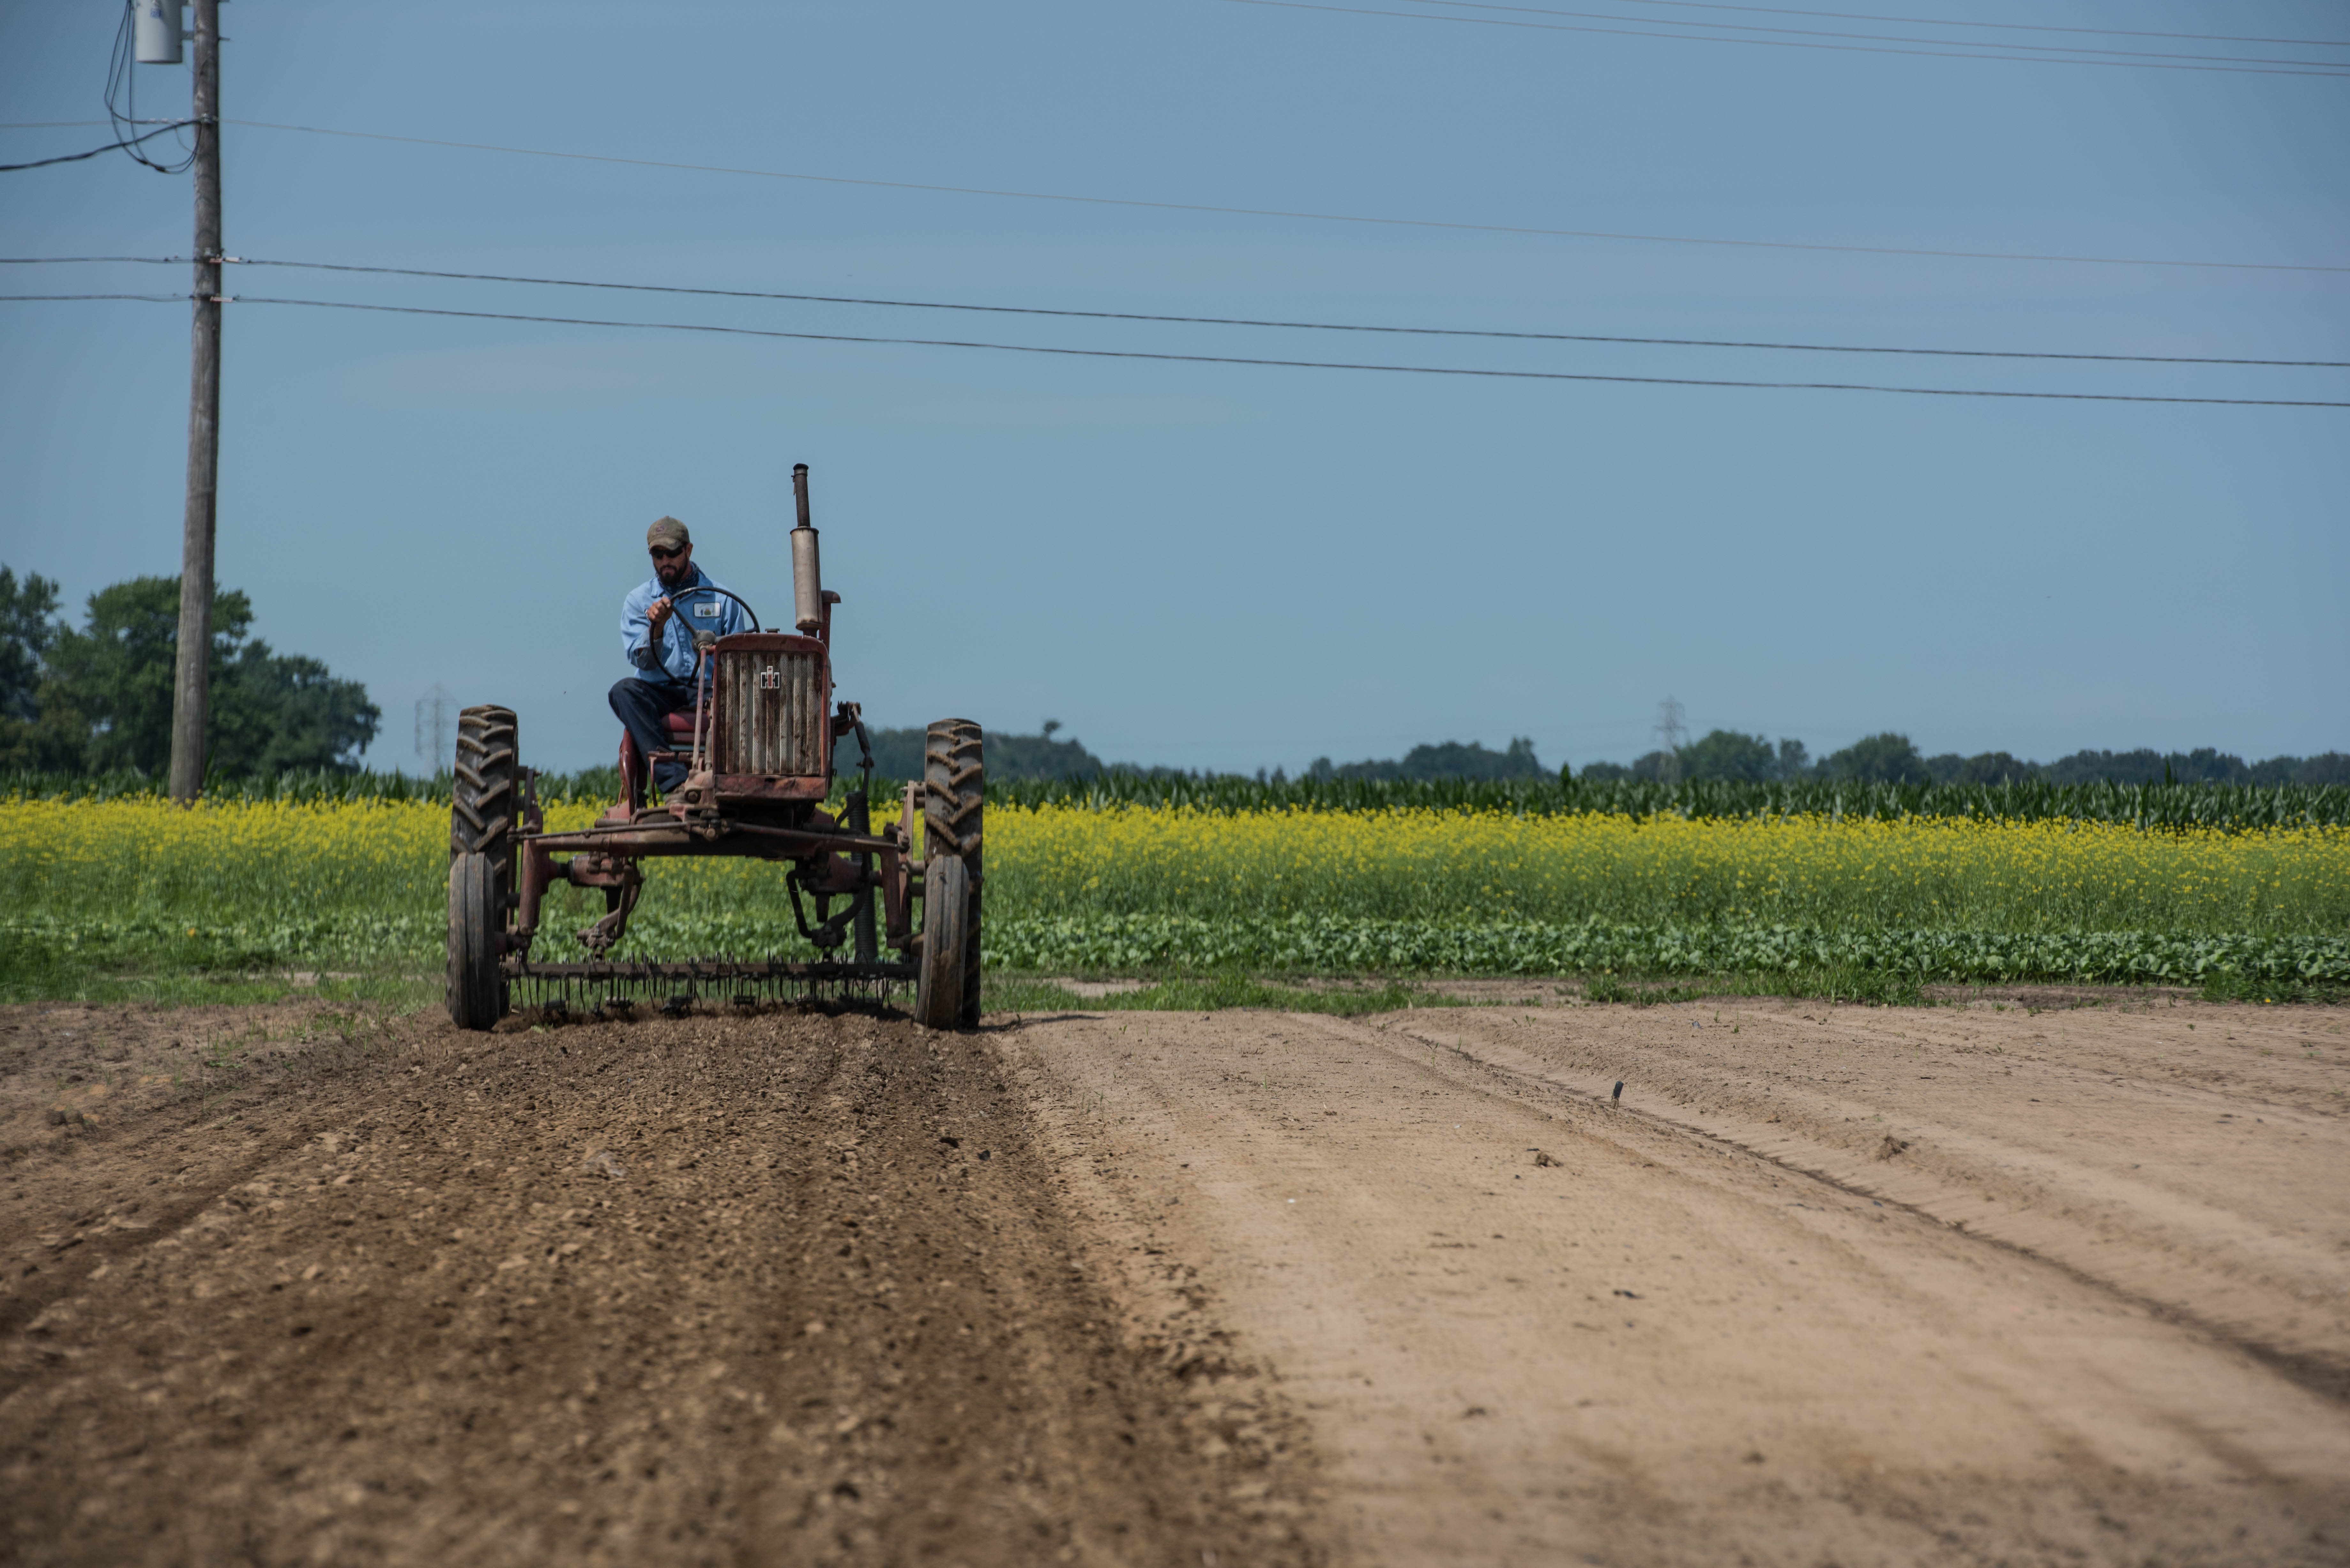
[3,796,2344,993]
[987,804,2348,932]
[0,796,598,924]
[4,796,2344,932]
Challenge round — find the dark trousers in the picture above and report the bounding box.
[609,677,697,791]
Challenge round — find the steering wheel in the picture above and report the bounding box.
[663,583,761,635]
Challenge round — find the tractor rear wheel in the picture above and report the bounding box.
[447,704,519,1029]
[919,718,983,1029]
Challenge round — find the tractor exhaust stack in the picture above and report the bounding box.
[790,462,824,635]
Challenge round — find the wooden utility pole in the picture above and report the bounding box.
[168,0,223,802]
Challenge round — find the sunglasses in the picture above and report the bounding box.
[649,545,686,561]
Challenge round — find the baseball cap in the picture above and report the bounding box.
[646,516,691,552]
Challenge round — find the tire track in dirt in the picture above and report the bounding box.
[2,1002,421,1351]
[0,1004,1323,1567]
[2,1114,345,1349]
[1343,1001,2350,1402]
[1004,1005,2350,1566]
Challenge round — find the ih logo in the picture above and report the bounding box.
[758,666,781,690]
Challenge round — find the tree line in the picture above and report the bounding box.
[10,562,2330,793]
[0,568,381,778]
[874,722,2344,788]
[1581,729,2347,788]
[865,730,1556,785]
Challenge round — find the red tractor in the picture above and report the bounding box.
[444,465,982,1030]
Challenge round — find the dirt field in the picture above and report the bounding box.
[4,990,2345,1565]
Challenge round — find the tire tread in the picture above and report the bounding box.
[447,705,519,1028]
[922,719,984,1029]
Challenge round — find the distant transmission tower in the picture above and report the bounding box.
[1654,696,1687,786]
[415,684,455,771]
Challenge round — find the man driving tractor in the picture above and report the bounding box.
[609,515,752,793]
[444,470,984,1034]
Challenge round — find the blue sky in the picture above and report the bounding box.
[3,0,2345,774]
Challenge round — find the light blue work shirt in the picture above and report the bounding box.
[622,566,752,687]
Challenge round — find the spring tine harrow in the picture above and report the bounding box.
[509,954,915,1015]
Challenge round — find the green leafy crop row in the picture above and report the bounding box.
[981,914,2350,986]
[6,912,2340,1000]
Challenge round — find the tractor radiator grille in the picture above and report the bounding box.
[713,646,825,775]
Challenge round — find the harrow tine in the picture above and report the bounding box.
[506,951,911,1019]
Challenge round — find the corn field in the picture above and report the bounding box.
[6,768,2346,831]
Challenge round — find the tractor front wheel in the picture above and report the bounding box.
[448,850,505,1029]
[914,850,971,1031]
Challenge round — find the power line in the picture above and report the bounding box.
[1586,0,2350,49]
[0,2,2327,65]
[0,121,194,173]
[223,120,2350,275]
[14,291,2333,407]
[228,296,2350,406]
[1217,0,2350,76]
[0,292,187,302]
[1386,0,2350,68]
[11,255,2340,366]
[232,257,2350,369]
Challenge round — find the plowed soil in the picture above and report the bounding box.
[0,1002,1319,1566]
[4,990,2346,1566]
